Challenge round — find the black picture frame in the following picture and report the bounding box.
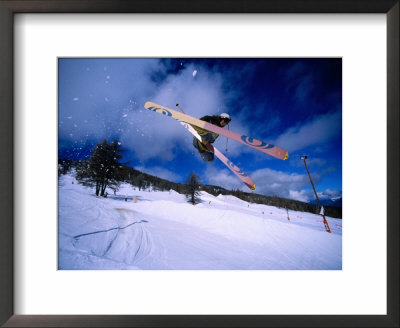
[0,0,398,327]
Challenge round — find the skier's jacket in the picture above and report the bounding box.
[193,115,226,152]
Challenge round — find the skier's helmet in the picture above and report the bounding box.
[220,113,231,123]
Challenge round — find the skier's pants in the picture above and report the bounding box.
[193,137,214,162]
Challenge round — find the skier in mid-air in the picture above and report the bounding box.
[146,101,287,189]
[192,113,231,161]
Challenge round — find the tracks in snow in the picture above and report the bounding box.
[72,208,153,265]
[73,220,148,239]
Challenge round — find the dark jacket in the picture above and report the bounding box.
[193,115,226,149]
[200,115,224,127]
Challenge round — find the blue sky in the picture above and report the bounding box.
[58,58,342,203]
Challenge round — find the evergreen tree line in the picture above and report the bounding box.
[59,139,342,218]
[200,186,342,219]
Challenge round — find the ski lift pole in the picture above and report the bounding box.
[301,155,331,233]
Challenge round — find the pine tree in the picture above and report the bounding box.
[185,172,201,205]
[76,139,125,196]
[133,173,144,191]
[58,158,74,176]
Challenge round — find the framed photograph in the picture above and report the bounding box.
[57,57,343,271]
[1,0,398,327]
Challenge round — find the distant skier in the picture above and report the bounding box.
[192,113,231,162]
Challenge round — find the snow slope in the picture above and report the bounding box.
[58,174,342,270]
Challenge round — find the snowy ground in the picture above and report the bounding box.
[58,174,342,270]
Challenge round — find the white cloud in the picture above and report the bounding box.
[250,167,313,198]
[135,166,181,183]
[202,165,340,204]
[318,188,342,201]
[288,189,311,202]
[59,59,162,143]
[272,109,341,153]
[203,166,244,191]
[59,61,228,163]
[60,60,264,164]
[118,63,228,162]
[204,165,315,199]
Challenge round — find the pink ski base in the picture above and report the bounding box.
[203,122,288,160]
[204,142,256,190]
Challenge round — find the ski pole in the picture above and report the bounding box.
[225,123,229,152]
[176,103,185,114]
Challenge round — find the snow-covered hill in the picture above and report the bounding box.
[58,174,342,270]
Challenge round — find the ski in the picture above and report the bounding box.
[180,120,256,190]
[144,101,288,160]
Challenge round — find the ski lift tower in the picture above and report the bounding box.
[301,155,331,233]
